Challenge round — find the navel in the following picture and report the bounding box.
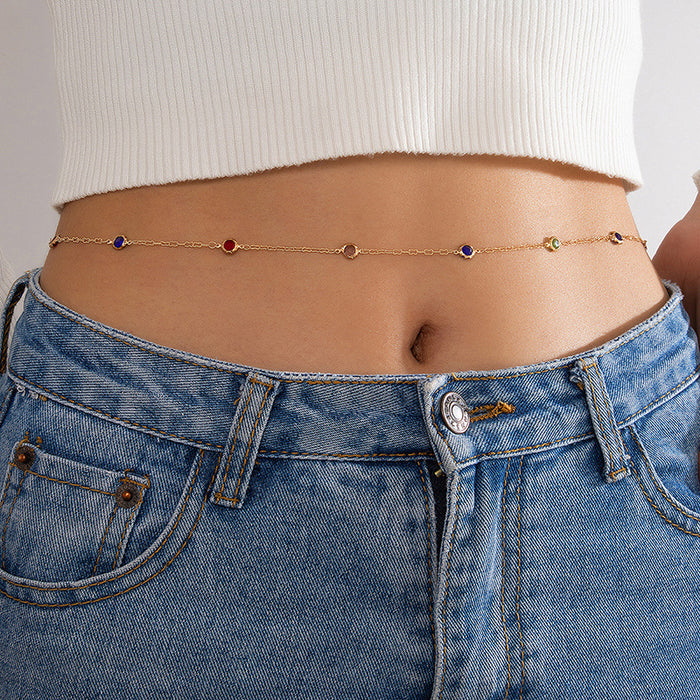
[410,323,438,364]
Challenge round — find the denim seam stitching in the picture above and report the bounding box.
[430,394,595,460]
[516,454,525,698]
[216,379,274,505]
[451,366,574,383]
[1,470,26,570]
[430,367,699,465]
[470,402,516,422]
[12,468,117,496]
[501,456,512,700]
[438,472,461,700]
[0,462,15,567]
[590,361,627,461]
[580,363,617,478]
[9,369,228,449]
[629,456,700,537]
[628,424,700,525]
[11,334,696,466]
[0,448,212,600]
[92,503,118,576]
[10,370,436,458]
[230,381,273,502]
[214,381,253,503]
[417,461,436,656]
[112,508,138,570]
[258,449,435,458]
[623,367,700,424]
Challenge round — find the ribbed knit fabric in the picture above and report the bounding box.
[47,0,645,214]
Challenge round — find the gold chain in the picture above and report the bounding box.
[48,231,647,259]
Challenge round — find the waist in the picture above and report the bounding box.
[38,153,669,374]
[4,269,696,465]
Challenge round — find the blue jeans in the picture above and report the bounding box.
[1,266,699,699]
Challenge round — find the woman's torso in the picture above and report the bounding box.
[38,152,668,374]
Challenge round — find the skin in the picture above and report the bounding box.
[650,191,700,479]
[652,191,700,334]
[39,152,669,376]
[40,152,690,470]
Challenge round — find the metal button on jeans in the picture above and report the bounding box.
[440,391,470,433]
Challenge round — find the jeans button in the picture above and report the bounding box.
[440,391,470,434]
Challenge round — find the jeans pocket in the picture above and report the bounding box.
[0,379,215,607]
[0,438,150,581]
[624,376,700,538]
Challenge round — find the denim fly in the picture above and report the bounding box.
[0,266,699,699]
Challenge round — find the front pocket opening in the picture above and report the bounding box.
[626,422,700,537]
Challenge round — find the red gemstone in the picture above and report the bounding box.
[223,239,236,252]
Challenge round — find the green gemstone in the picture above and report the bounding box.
[550,237,560,250]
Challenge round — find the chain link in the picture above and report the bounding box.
[354,246,458,256]
[240,243,342,255]
[48,231,647,257]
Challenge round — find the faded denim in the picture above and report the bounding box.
[0,266,699,699]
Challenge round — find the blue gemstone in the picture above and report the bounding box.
[614,232,622,241]
[113,236,125,249]
[461,245,473,257]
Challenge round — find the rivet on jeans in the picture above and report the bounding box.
[13,444,35,470]
[115,481,140,508]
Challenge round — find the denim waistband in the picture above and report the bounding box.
[2,267,699,481]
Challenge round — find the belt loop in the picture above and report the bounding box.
[0,270,32,376]
[208,371,282,509]
[569,357,631,483]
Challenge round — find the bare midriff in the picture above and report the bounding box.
[38,152,669,375]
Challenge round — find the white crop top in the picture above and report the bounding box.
[47,0,646,214]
